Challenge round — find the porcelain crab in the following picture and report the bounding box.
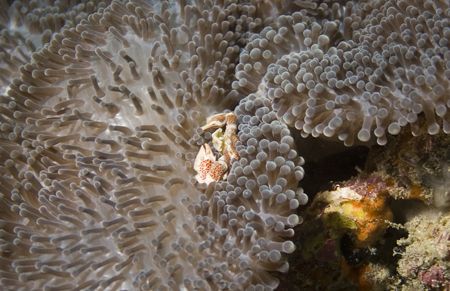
[194,112,239,184]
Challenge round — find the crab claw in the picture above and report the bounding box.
[194,144,214,170]
[201,112,228,131]
[194,144,227,184]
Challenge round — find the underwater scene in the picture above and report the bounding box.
[0,0,449,290]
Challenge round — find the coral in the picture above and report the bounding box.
[286,124,450,290]
[396,211,450,290]
[278,120,450,290]
[368,124,450,208]
[283,173,394,290]
[311,173,393,249]
[357,263,392,291]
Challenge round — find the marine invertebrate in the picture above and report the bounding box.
[0,0,305,289]
[0,0,110,89]
[2,0,448,289]
[194,112,239,184]
[202,112,239,162]
[237,0,450,146]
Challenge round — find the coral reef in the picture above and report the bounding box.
[368,124,450,208]
[285,173,395,290]
[284,126,450,290]
[315,175,393,248]
[396,211,450,290]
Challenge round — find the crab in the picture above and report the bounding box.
[194,112,239,184]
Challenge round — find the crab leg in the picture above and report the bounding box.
[201,112,228,131]
[223,113,239,161]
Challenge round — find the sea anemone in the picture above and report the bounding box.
[238,0,450,146]
[0,0,305,289]
[0,0,110,89]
